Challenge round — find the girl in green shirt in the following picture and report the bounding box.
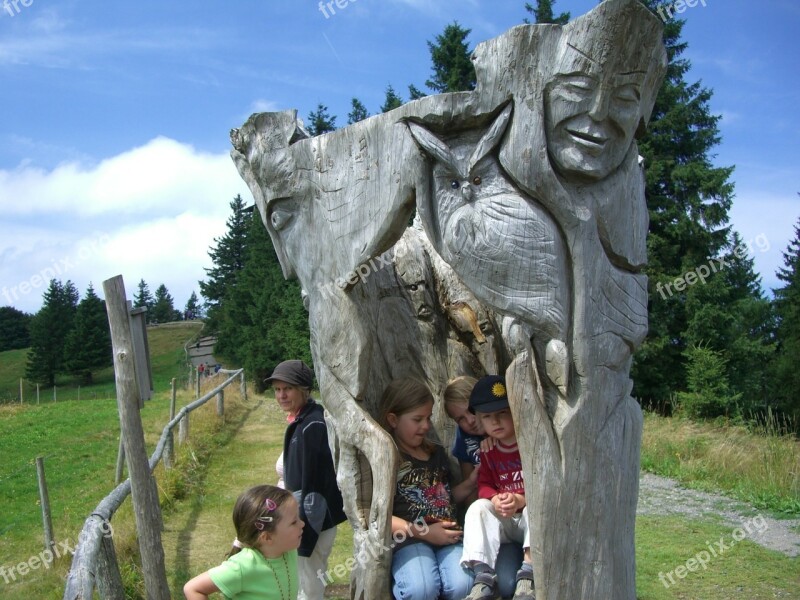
[184,485,304,600]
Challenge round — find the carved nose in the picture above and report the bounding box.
[588,87,612,121]
[461,185,474,202]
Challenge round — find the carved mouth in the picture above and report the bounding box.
[566,128,608,149]
[418,305,433,318]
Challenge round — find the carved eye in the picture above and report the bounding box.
[472,176,482,186]
[450,180,460,189]
[615,84,641,103]
[270,209,293,231]
[409,284,419,291]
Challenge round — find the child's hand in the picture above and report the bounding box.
[492,492,517,518]
[420,520,464,546]
[479,436,497,454]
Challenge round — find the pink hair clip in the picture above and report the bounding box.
[255,497,279,530]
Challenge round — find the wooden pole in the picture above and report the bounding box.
[164,379,177,469]
[179,412,189,445]
[216,389,224,418]
[195,367,201,398]
[35,457,55,559]
[53,385,56,402]
[115,437,125,485]
[37,383,40,405]
[102,275,169,600]
[240,371,247,402]
[19,378,23,404]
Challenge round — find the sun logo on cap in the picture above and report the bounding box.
[492,382,506,398]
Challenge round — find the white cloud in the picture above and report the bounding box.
[0,138,253,313]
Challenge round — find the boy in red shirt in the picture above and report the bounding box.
[460,375,533,600]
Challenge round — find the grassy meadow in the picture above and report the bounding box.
[0,323,797,598]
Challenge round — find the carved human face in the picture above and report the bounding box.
[545,72,644,181]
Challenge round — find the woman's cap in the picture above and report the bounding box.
[469,375,509,414]
[264,360,314,388]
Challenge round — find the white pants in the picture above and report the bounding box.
[298,526,338,600]
[461,498,529,570]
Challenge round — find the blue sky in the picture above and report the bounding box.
[0,0,798,314]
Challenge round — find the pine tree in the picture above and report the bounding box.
[199,195,250,332]
[380,85,403,113]
[347,98,370,124]
[62,283,112,385]
[214,212,311,390]
[184,291,201,320]
[408,84,427,100]
[524,0,570,24]
[133,279,154,323]
[151,284,179,324]
[25,280,79,385]
[773,216,800,419]
[306,103,337,136]
[631,2,737,407]
[0,306,31,351]
[425,22,476,93]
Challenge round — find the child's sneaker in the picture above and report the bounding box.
[511,569,535,600]
[465,572,499,600]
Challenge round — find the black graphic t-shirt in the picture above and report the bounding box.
[393,445,457,538]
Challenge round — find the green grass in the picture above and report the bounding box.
[641,411,800,516]
[636,515,799,598]
[0,321,205,598]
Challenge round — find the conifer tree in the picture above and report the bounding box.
[184,291,201,320]
[62,283,112,385]
[25,280,79,385]
[524,0,570,24]
[214,212,311,390]
[199,195,250,332]
[773,216,800,419]
[425,22,476,93]
[347,98,370,124]
[631,2,738,406]
[133,279,154,322]
[408,84,427,100]
[151,284,179,324]
[0,306,31,351]
[380,85,403,113]
[306,103,337,136]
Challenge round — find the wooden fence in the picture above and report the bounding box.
[62,366,245,599]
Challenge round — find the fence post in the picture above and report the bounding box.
[95,532,125,598]
[195,368,201,398]
[164,379,177,469]
[36,383,40,405]
[240,371,247,402]
[216,389,224,418]
[103,275,170,600]
[19,378,23,404]
[179,413,189,445]
[53,385,56,402]
[35,457,55,560]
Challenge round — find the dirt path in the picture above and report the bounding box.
[637,472,800,557]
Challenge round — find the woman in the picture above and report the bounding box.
[265,360,346,600]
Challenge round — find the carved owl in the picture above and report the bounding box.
[408,104,571,393]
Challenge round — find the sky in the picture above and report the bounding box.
[0,0,798,315]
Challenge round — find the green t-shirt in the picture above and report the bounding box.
[208,548,298,600]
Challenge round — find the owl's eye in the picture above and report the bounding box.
[270,209,293,231]
[450,180,460,189]
[472,176,482,186]
[409,284,419,291]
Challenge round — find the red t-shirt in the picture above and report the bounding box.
[477,441,525,500]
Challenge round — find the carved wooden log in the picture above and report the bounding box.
[230,2,665,598]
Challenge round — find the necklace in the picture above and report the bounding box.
[272,553,293,600]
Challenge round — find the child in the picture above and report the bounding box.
[380,378,477,600]
[184,484,304,600]
[444,376,485,482]
[461,375,534,600]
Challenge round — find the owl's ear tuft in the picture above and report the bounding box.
[468,103,513,173]
[407,121,464,178]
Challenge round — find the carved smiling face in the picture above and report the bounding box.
[544,71,644,182]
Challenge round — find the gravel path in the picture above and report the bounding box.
[637,472,800,557]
